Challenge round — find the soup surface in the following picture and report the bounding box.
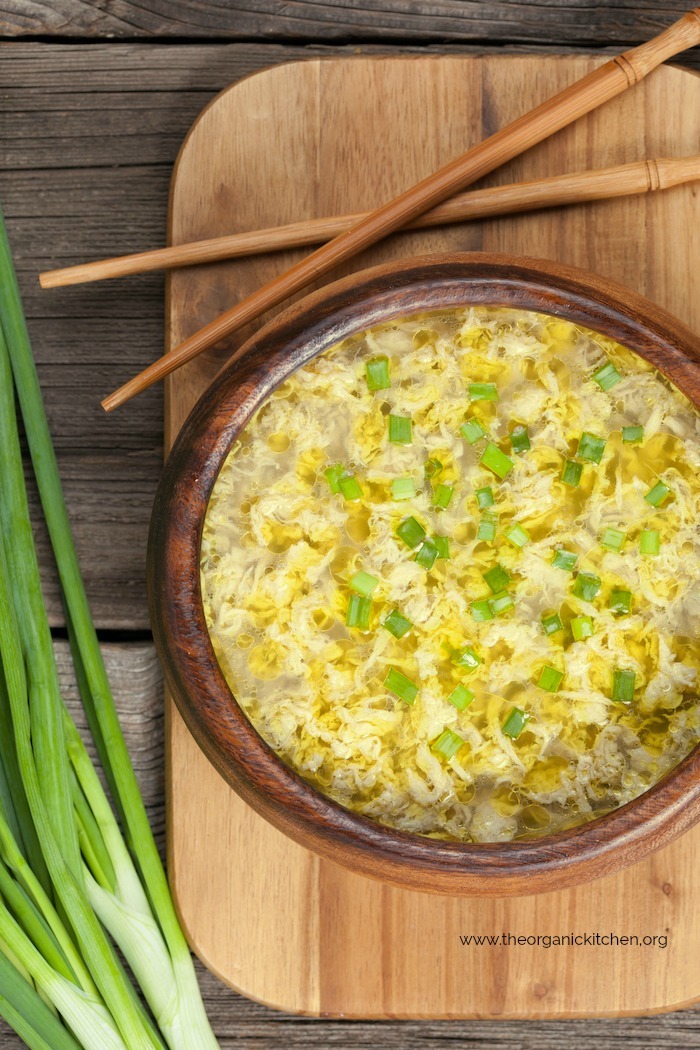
[201,307,700,842]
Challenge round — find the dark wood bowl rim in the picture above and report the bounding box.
[149,252,700,890]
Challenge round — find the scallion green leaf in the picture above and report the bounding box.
[346,594,372,629]
[609,588,632,615]
[385,667,418,705]
[502,707,530,739]
[503,522,530,548]
[592,361,622,391]
[489,590,514,616]
[644,481,671,507]
[538,665,564,692]
[433,535,451,560]
[349,570,379,597]
[483,564,511,593]
[470,600,494,622]
[561,460,582,487]
[509,424,530,453]
[447,685,474,711]
[480,442,514,480]
[577,432,606,464]
[391,476,416,501]
[622,425,644,444]
[365,356,390,391]
[611,669,636,703]
[640,529,660,555]
[382,608,412,639]
[452,646,482,671]
[460,419,486,444]
[541,612,563,635]
[476,518,496,543]
[324,463,343,493]
[551,548,578,572]
[600,527,625,552]
[475,486,494,509]
[469,382,498,402]
[431,728,465,759]
[388,414,412,444]
[415,539,439,569]
[432,483,454,509]
[572,572,602,601]
[571,615,594,641]
[396,516,425,549]
[338,472,363,501]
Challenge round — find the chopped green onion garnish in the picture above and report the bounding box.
[561,460,583,487]
[480,442,514,480]
[640,529,660,555]
[504,522,531,548]
[622,425,644,444]
[502,707,530,739]
[592,361,622,391]
[396,516,425,549]
[460,419,486,444]
[349,570,379,597]
[611,669,636,704]
[338,472,363,501]
[572,572,602,601]
[447,684,475,711]
[609,588,632,615]
[385,667,418,705]
[571,615,594,641]
[433,535,451,560]
[538,664,564,692]
[432,482,454,509]
[644,480,671,507]
[431,728,465,759]
[509,424,531,453]
[469,382,498,402]
[490,590,514,616]
[471,600,494,622]
[476,486,494,509]
[391,476,416,501]
[577,432,607,464]
[541,612,563,635]
[365,356,390,391]
[452,645,482,671]
[425,457,442,479]
[383,608,412,639]
[600,527,626,552]
[483,564,511,593]
[324,463,343,493]
[476,517,496,543]
[552,548,578,572]
[346,594,372,629]
[388,414,412,444]
[415,539,439,569]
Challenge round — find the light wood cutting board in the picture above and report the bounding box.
[165,55,700,1018]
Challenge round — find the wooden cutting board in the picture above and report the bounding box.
[165,55,700,1018]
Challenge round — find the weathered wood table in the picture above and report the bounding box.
[1,2,699,1046]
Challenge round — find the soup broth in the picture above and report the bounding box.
[200,307,700,843]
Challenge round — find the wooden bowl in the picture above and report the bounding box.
[149,252,700,897]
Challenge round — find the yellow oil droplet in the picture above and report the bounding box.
[329,545,361,583]
[312,608,335,631]
[247,642,284,681]
[267,431,291,453]
[236,633,254,650]
[521,804,551,831]
[345,507,371,543]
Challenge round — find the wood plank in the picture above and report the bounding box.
[0,0,698,49]
[166,54,700,1020]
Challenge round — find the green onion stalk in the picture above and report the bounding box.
[0,205,218,1048]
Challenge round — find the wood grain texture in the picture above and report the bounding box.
[165,55,700,1018]
[2,0,700,47]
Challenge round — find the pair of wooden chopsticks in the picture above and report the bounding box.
[41,8,700,412]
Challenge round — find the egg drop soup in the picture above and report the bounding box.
[200,307,700,843]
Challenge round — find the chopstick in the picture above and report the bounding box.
[102,7,700,413]
[40,156,700,289]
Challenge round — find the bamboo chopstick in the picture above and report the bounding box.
[40,156,700,289]
[102,7,700,413]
